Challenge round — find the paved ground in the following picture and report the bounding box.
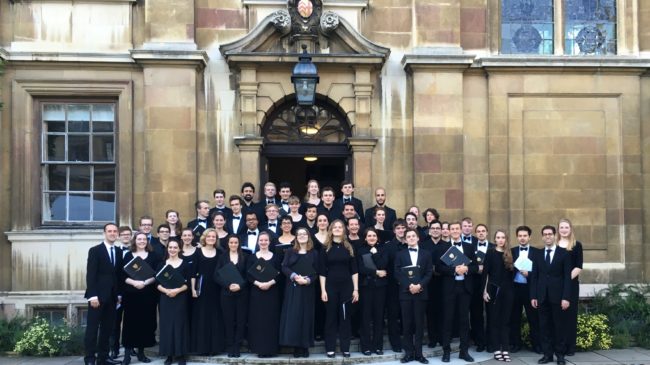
[0,348,649,365]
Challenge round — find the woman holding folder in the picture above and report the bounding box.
[156,239,191,365]
[279,227,319,358]
[482,229,515,362]
[190,228,225,355]
[120,231,160,364]
[557,218,583,356]
[246,231,281,357]
[356,228,388,355]
[214,234,249,358]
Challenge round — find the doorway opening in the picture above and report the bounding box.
[267,156,348,198]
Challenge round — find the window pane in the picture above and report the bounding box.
[68,135,90,161]
[94,166,116,192]
[45,165,67,191]
[93,193,115,221]
[501,0,554,54]
[69,194,91,221]
[44,193,67,221]
[43,104,66,133]
[46,135,66,161]
[92,104,115,133]
[68,104,90,132]
[92,135,114,162]
[564,0,616,55]
[69,165,91,191]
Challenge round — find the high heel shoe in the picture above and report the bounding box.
[326,352,335,358]
[136,349,151,363]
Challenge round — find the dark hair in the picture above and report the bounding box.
[225,234,243,258]
[321,186,335,195]
[245,211,259,221]
[423,208,440,221]
[404,228,420,240]
[346,217,360,226]
[364,227,379,240]
[304,203,317,211]
[138,216,153,225]
[404,212,418,220]
[475,223,488,232]
[461,217,473,224]
[393,218,406,230]
[210,211,227,225]
[229,195,243,205]
[279,181,292,190]
[342,202,356,210]
[280,215,293,225]
[516,225,532,236]
[213,188,226,197]
[341,180,354,187]
[118,226,132,234]
[541,225,556,235]
[428,220,442,228]
[157,223,171,233]
[194,200,209,209]
[103,223,118,232]
[241,182,255,193]
[130,231,153,253]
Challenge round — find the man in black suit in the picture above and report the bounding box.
[394,228,433,364]
[240,181,257,215]
[383,219,408,353]
[334,180,365,223]
[317,186,338,219]
[239,211,278,254]
[208,188,232,221]
[226,195,246,236]
[460,217,479,246]
[254,182,279,224]
[186,200,210,244]
[531,225,572,365]
[260,204,281,235]
[365,188,397,229]
[470,223,495,352]
[419,220,446,348]
[138,216,154,243]
[510,225,541,354]
[278,182,293,215]
[84,223,123,365]
[437,221,477,363]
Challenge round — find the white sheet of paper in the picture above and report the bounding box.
[514,256,533,272]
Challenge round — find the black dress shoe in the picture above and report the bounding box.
[136,351,151,363]
[392,347,402,353]
[442,351,450,363]
[566,351,575,356]
[163,356,172,365]
[538,355,553,364]
[557,358,566,365]
[400,355,413,363]
[121,355,130,365]
[342,352,351,358]
[476,344,485,352]
[376,349,384,355]
[362,350,372,356]
[104,358,121,365]
[415,356,429,364]
[459,352,474,362]
[326,352,335,358]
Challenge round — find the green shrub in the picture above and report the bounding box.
[611,329,633,349]
[0,316,30,351]
[576,313,612,350]
[14,317,71,356]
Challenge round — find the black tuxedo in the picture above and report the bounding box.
[420,238,447,346]
[260,221,280,235]
[334,196,365,223]
[364,205,397,230]
[238,229,278,254]
[186,217,209,244]
[436,241,478,352]
[510,245,541,351]
[383,238,407,351]
[254,197,279,224]
[530,246,572,359]
[84,242,123,363]
[470,241,496,348]
[394,246,433,358]
[226,214,246,236]
[461,234,479,246]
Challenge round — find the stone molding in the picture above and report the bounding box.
[242,0,368,8]
[234,136,265,151]
[130,48,208,70]
[401,53,477,73]
[347,137,377,152]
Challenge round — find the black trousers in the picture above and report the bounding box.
[401,298,426,358]
[84,299,117,362]
[470,276,487,346]
[563,280,579,353]
[386,282,402,350]
[324,280,353,353]
[538,300,565,358]
[360,285,386,352]
[442,281,471,352]
[426,277,443,346]
[110,305,124,353]
[486,287,514,351]
[510,283,539,349]
[220,293,248,354]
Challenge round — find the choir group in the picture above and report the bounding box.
[83,180,583,365]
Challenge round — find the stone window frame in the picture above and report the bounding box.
[10,80,134,230]
[491,0,634,55]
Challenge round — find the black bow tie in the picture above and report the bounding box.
[520,247,528,251]
[408,248,417,252]
[281,201,288,204]
[232,216,241,220]
[248,231,257,236]
[454,242,462,247]
[267,200,274,205]
[268,223,276,227]
[198,219,207,223]
[344,198,352,203]
[478,242,487,247]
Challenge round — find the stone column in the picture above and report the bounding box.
[144,0,196,49]
[234,137,264,185]
[240,65,259,136]
[349,137,377,205]
[353,66,373,136]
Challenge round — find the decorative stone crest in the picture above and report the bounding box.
[513,24,542,53]
[288,0,323,44]
[576,25,605,54]
[319,11,340,35]
[297,0,313,18]
[270,10,291,35]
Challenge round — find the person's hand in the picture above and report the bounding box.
[352,290,359,303]
[321,291,328,302]
[561,300,570,310]
[229,283,240,292]
[90,298,100,308]
[455,264,468,275]
[192,289,198,298]
[521,270,529,277]
[258,281,271,291]
[167,288,178,298]
[478,265,484,273]
[133,281,145,290]
[376,270,387,278]
[483,291,491,303]
[408,284,421,295]
[531,299,538,309]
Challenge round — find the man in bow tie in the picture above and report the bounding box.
[209,188,232,221]
[461,217,479,246]
[470,223,495,352]
[254,182,278,224]
[261,204,280,234]
[278,182,292,215]
[227,195,247,236]
[187,200,210,244]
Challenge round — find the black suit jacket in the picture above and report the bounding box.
[394,247,434,300]
[511,245,541,285]
[364,205,397,229]
[334,197,365,223]
[226,215,246,235]
[186,218,208,243]
[436,241,479,294]
[530,246,572,304]
[84,242,123,303]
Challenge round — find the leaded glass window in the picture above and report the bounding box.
[41,102,116,223]
[564,0,616,55]
[501,0,554,54]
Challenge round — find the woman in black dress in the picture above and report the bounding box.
[190,228,225,355]
[279,227,319,358]
[373,207,395,243]
[157,240,190,365]
[356,228,388,355]
[312,213,329,340]
[482,229,515,362]
[319,219,359,358]
[210,211,229,251]
[121,232,160,365]
[247,231,281,357]
[215,235,249,358]
[557,218,583,356]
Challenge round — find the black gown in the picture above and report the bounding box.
[482,249,515,351]
[158,259,191,357]
[190,249,226,355]
[247,254,281,355]
[121,251,161,349]
[564,241,583,353]
[279,249,319,348]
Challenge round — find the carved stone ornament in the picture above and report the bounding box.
[576,25,605,54]
[513,24,542,53]
[297,0,313,18]
[271,9,291,35]
[320,11,340,35]
[289,0,323,39]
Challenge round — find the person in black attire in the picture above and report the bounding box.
[84,223,123,365]
[156,240,190,365]
[510,226,541,354]
[394,228,433,364]
[371,207,395,243]
[120,232,160,365]
[531,225,572,365]
[278,182,293,215]
[246,231,281,358]
[279,227,319,358]
[334,181,365,223]
[319,219,359,358]
[437,221,477,363]
[470,223,495,352]
[186,200,210,244]
[303,204,319,235]
[109,226,133,360]
[383,219,408,353]
[556,218,583,356]
[357,228,389,356]
[151,224,171,260]
[365,187,397,229]
[318,187,338,220]
[226,195,246,236]
[421,208,440,238]
[208,188,233,222]
[240,181,257,216]
[255,182,279,225]
[215,235,249,358]
[482,229,515,362]
[419,220,446,349]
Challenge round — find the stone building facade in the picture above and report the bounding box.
[0,0,649,320]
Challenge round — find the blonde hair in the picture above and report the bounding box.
[199,228,217,247]
[556,218,576,251]
[494,229,513,271]
[324,219,354,256]
[304,179,321,201]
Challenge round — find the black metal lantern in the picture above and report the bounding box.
[291,45,319,106]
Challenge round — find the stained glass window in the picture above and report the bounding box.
[564,0,616,55]
[501,0,554,54]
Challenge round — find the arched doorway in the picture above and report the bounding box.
[261,96,352,196]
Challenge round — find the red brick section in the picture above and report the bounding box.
[196,8,246,29]
[414,153,441,173]
[460,7,486,33]
[415,4,441,26]
[445,189,463,209]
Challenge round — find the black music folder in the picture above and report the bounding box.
[215,262,245,286]
[399,265,421,287]
[247,258,280,282]
[290,255,316,277]
[362,253,378,271]
[123,256,155,281]
[441,246,471,267]
[155,264,186,289]
[475,250,486,265]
